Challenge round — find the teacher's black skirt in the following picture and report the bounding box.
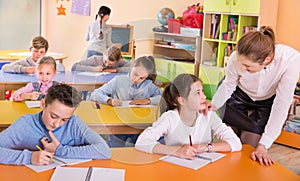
[218,87,275,135]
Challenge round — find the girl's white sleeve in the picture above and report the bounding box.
[135,114,171,153]
[209,111,242,152]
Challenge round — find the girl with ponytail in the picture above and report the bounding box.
[85,6,113,58]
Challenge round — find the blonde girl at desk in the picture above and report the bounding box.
[212,26,300,166]
[11,56,58,101]
[89,56,162,147]
[135,74,242,159]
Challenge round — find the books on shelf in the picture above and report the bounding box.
[210,14,220,39]
[50,167,125,181]
[160,152,226,170]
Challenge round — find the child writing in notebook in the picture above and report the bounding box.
[2,36,65,74]
[89,56,162,147]
[0,83,111,165]
[72,46,130,73]
[135,74,242,159]
[11,56,58,101]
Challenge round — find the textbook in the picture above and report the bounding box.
[159,152,226,170]
[50,167,125,181]
[26,157,91,172]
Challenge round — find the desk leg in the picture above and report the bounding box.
[0,84,5,100]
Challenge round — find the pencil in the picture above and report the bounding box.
[36,145,54,162]
[189,135,192,146]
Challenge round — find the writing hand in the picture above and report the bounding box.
[174,144,197,160]
[250,144,274,166]
[92,66,103,72]
[25,66,36,74]
[31,150,53,166]
[41,131,60,153]
[108,98,122,106]
[129,99,150,105]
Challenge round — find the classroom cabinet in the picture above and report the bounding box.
[204,0,260,14]
[201,0,278,69]
[153,32,201,82]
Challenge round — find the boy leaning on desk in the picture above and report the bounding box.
[2,36,65,74]
[0,84,111,165]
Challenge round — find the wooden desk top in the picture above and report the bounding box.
[0,145,298,181]
[0,101,157,134]
[0,49,67,63]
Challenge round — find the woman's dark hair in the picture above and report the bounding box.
[132,56,157,83]
[236,26,275,64]
[96,6,111,40]
[159,74,201,116]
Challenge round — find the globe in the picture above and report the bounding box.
[157,8,175,25]
[153,7,175,32]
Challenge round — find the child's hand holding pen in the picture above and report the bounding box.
[32,145,54,166]
[107,98,122,106]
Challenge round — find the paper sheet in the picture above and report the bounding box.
[26,157,91,173]
[159,152,226,170]
[50,167,125,181]
[25,101,41,108]
[77,72,110,77]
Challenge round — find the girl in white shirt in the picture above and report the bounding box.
[135,74,241,160]
[212,26,300,166]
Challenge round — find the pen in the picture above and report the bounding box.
[189,135,192,146]
[95,102,101,109]
[85,167,93,181]
[36,145,54,162]
[195,154,213,161]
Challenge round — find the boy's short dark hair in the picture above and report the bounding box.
[31,36,49,52]
[44,84,82,108]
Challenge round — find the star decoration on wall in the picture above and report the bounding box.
[57,4,66,15]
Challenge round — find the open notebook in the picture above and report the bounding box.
[50,167,125,181]
[159,152,226,170]
[26,157,91,172]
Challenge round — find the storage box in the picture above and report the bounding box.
[183,14,203,29]
[168,19,183,34]
[180,27,202,36]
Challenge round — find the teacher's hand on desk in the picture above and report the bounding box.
[250,144,274,166]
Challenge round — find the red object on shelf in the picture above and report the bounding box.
[168,19,183,34]
[5,90,12,100]
[183,14,203,29]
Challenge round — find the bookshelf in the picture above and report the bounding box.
[201,0,278,70]
[153,32,201,82]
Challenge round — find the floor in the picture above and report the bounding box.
[269,143,300,176]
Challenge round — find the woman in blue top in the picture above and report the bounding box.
[0,84,111,165]
[89,56,162,147]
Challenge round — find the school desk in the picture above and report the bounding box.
[0,49,68,63]
[0,145,298,181]
[0,70,124,100]
[0,101,157,134]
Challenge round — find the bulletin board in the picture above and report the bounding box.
[111,25,134,57]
